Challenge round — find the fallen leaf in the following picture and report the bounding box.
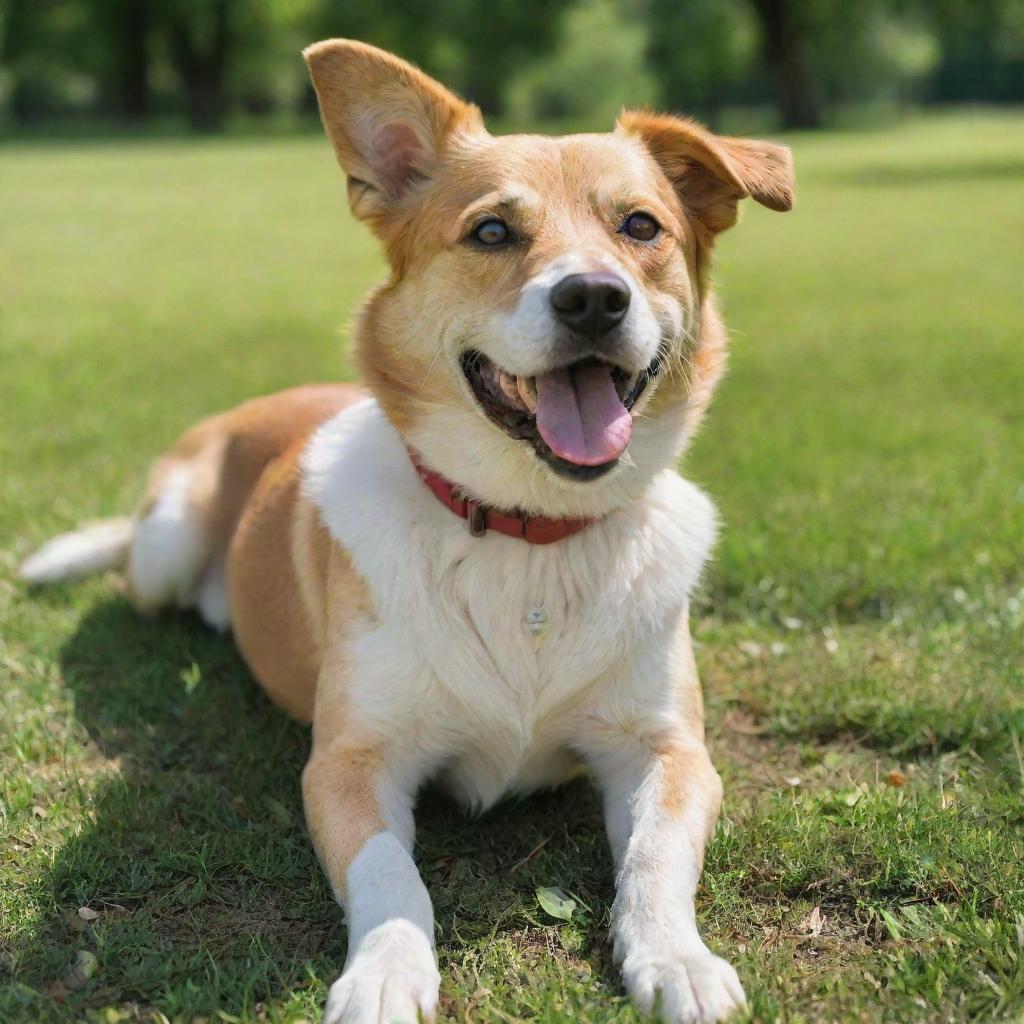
[32,805,48,820]
[886,769,907,788]
[77,907,100,922]
[724,712,768,736]
[536,885,576,922]
[62,950,99,991]
[47,979,68,1002]
[231,796,253,820]
[799,906,826,936]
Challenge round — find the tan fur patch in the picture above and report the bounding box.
[302,738,386,901]
[228,440,376,724]
[302,636,390,900]
[655,623,722,845]
[228,444,324,720]
[657,744,722,825]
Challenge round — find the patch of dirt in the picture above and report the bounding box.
[153,890,339,958]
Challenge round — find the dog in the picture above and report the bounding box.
[20,39,794,1024]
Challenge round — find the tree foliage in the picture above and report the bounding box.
[0,0,1021,132]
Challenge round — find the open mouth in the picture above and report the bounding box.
[460,351,662,481]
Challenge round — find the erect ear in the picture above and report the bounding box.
[618,111,794,235]
[303,39,485,224]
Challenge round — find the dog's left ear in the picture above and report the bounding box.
[619,111,794,234]
[304,39,485,226]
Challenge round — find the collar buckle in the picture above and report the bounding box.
[465,498,487,537]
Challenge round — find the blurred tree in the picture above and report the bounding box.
[646,0,756,123]
[93,0,151,120]
[507,0,656,125]
[2,0,101,122]
[643,0,979,130]
[151,0,305,130]
[441,0,572,114]
[156,0,235,131]
[913,0,1024,103]
[308,0,571,115]
[1,0,1019,131]
[745,0,821,128]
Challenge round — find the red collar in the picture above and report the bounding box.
[408,450,595,544]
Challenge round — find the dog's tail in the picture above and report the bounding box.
[19,518,134,585]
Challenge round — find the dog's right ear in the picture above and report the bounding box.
[303,39,485,227]
[619,111,794,235]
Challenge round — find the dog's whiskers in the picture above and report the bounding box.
[418,343,445,393]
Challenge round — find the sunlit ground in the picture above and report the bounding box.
[2,110,1023,1022]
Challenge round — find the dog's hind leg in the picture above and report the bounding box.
[126,449,223,626]
[194,557,230,632]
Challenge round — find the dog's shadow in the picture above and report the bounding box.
[16,595,616,1019]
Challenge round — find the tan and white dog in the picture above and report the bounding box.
[21,39,794,1024]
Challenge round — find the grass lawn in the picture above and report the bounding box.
[2,110,1023,1023]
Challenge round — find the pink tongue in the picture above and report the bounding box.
[535,362,632,467]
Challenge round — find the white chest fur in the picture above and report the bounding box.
[303,400,717,810]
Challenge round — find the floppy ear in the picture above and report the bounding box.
[618,111,794,234]
[303,39,485,225]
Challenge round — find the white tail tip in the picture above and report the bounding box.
[19,518,134,585]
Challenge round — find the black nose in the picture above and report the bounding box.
[549,272,631,338]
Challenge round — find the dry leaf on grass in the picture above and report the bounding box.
[799,906,827,936]
[47,979,69,1002]
[231,795,253,820]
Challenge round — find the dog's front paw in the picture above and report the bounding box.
[324,920,440,1024]
[620,943,746,1024]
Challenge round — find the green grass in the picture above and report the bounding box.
[2,110,1023,1023]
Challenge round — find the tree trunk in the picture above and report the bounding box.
[748,0,822,129]
[184,70,226,132]
[114,0,151,120]
[168,0,231,132]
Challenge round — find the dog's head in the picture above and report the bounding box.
[305,40,794,517]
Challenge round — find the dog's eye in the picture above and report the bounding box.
[472,218,509,246]
[622,212,661,242]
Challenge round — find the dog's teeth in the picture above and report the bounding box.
[498,369,519,402]
[516,376,537,413]
[498,369,527,410]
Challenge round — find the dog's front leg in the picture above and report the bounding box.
[586,701,745,1021]
[303,710,438,1024]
